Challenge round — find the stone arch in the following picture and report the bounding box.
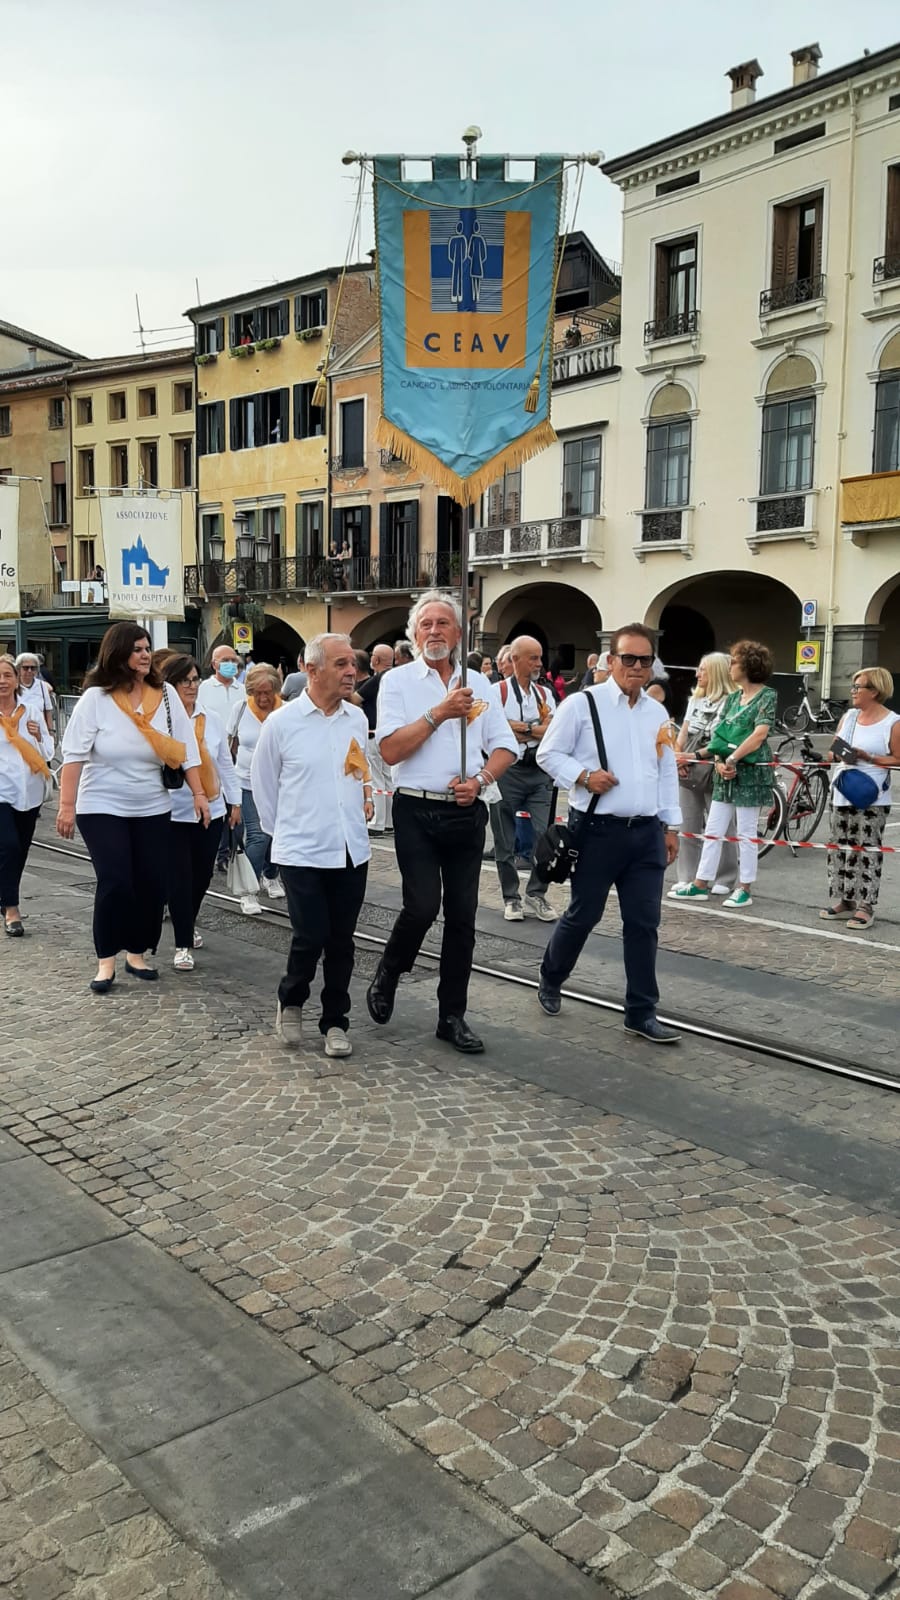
[351,607,412,652]
[646,570,803,676]
[481,581,602,672]
[764,353,818,395]
[876,328,900,372]
[647,380,694,418]
[205,612,305,674]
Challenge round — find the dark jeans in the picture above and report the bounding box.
[279,859,368,1031]
[0,802,39,909]
[78,811,171,959]
[540,814,667,1027]
[382,793,486,1018]
[489,762,554,901]
[167,817,224,947]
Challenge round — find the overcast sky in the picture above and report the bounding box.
[3,0,898,358]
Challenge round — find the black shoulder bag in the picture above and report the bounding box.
[533,693,608,885]
[160,684,186,790]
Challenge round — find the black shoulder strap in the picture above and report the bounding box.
[583,689,609,769]
[162,684,173,734]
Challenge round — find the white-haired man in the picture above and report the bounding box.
[251,633,373,1056]
[15,654,54,734]
[367,591,518,1053]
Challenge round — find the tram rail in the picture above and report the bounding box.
[30,838,900,1097]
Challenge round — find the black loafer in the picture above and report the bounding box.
[90,975,116,994]
[436,1015,484,1053]
[4,920,24,938]
[366,961,398,1025]
[624,1017,680,1045]
[125,961,159,982]
[538,985,561,1016]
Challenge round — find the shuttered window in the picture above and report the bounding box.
[339,399,365,467]
[886,166,900,263]
[293,382,325,439]
[197,401,225,455]
[230,389,289,449]
[771,194,823,288]
[654,237,697,322]
[198,317,224,355]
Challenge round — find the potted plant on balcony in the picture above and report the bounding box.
[256,337,281,351]
[296,326,324,342]
[196,352,218,366]
[229,344,255,358]
[218,596,267,637]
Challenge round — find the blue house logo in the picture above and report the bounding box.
[430,209,505,314]
[121,535,169,589]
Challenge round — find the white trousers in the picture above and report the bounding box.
[367,734,393,832]
[697,801,760,885]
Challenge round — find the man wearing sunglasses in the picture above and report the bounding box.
[535,623,681,1045]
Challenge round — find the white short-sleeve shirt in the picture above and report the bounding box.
[62,685,200,817]
[375,659,518,791]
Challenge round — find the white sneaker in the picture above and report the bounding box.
[263,877,286,900]
[241,894,262,916]
[523,894,558,922]
[324,1027,352,1058]
[504,899,525,921]
[173,947,194,971]
[274,1002,303,1044]
[193,932,204,948]
[712,883,731,896]
[667,882,689,898]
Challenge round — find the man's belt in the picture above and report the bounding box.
[396,787,458,803]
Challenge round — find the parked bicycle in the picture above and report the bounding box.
[778,688,845,734]
[754,785,787,861]
[775,735,829,844]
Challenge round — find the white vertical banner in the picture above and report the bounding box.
[0,481,20,617]
[101,493,185,620]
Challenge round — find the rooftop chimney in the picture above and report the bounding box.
[727,59,764,112]
[791,43,822,86]
[26,346,37,368]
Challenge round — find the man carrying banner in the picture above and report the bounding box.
[367,591,518,1053]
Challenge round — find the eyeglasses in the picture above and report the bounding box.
[852,683,873,692]
[19,664,36,671]
[184,675,200,685]
[614,653,653,669]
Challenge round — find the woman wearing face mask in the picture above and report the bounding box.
[227,663,285,915]
[0,654,54,936]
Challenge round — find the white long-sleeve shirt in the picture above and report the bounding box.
[169,708,241,824]
[62,685,200,817]
[0,703,54,810]
[250,692,371,869]
[537,679,681,826]
[375,659,518,791]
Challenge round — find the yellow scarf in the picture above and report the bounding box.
[193,713,220,800]
[111,686,186,769]
[0,704,50,778]
[246,693,283,723]
[344,737,371,782]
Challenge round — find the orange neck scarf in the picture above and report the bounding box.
[247,694,283,723]
[193,713,220,800]
[0,703,50,778]
[111,685,186,769]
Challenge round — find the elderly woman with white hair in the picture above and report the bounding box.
[15,653,55,735]
[227,662,285,915]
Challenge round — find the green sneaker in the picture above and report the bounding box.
[671,883,709,901]
[723,888,752,908]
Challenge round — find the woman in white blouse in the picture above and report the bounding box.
[227,662,285,915]
[0,654,55,936]
[57,623,209,993]
[161,654,241,970]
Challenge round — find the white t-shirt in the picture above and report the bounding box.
[228,699,279,788]
[19,678,54,720]
[169,708,241,824]
[0,704,54,810]
[832,709,900,809]
[196,676,246,725]
[62,685,200,817]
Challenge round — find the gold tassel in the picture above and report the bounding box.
[311,374,327,410]
[524,375,540,413]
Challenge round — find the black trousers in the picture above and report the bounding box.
[540,814,666,1027]
[279,859,368,1032]
[78,811,171,959]
[167,817,224,947]
[382,793,486,1018]
[0,802,39,909]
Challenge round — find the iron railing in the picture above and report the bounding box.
[873,254,900,285]
[640,510,684,543]
[755,494,806,532]
[759,275,825,315]
[471,517,591,562]
[184,550,462,600]
[643,308,699,343]
[552,313,621,353]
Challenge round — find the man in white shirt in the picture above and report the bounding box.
[489,635,557,923]
[368,591,518,1054]
[536,624,682,1046]
[251,633,373,1057]
[197,645,247,724]
[15,654,54,734]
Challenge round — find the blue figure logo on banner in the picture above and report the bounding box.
[121,534,170,589]
[432,210,504,313]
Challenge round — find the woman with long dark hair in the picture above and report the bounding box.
[0,654,54,936]
[162,654,241,969]
[57,622,208,992]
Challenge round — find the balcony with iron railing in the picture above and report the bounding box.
[873,254,900,285]
[184,549,462,601]
[759,275,826,316]
[643,308,699,344]
[469,515,602,569]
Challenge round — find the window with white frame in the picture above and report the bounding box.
[562,435,601,517]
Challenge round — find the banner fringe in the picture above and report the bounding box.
[375,416,557,506]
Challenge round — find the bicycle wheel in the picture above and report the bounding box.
[784,769,828,844]
[756,784,787,861]
[781,702,809,733]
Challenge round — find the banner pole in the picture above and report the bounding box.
[458,496,467,782]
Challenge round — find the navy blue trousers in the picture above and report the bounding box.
[540,814,667,1027]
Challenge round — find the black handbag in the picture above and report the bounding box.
[160,685,185,790]
[533,693,607,885]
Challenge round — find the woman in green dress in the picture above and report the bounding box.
[671,640,776,909]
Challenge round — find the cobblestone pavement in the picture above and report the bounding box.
[2,856,900,1600]
[0,1339,232,1600]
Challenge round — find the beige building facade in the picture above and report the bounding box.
[473,41,900,697]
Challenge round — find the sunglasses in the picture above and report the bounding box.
[613,653,654,669]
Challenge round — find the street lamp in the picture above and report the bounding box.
[207,531,225,563]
